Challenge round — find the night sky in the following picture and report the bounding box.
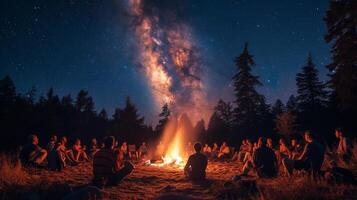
[0,0,330,124]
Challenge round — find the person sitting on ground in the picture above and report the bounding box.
[335,128,353,163]
[290,139,303,159]
[184,142,208,181]
[138,142,148,158]
[47,134,58,152]
[277,138,292,163]
[87,138,99,158]
[218,142,231,159]
[212,143,219,158]
[57,136,77,166]
[73,139,89,162]
[93,136,134,187]
[203,143,212,157]
[283,131,325,177]
[20,134,48,167]
[239,137,278,178]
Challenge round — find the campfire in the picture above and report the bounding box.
[147,115,194,169]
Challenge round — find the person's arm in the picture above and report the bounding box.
[342,138,347,154]
[298,144,308,160]
[184,156,192,173]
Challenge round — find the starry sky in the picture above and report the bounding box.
[0,0,330,124]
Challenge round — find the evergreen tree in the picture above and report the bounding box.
[272,99,285,116]
[155,103,170,134]
[99,109,108,120]
[296,54,328,109]
[232,43,266,133]
[206,111,226,143]
[325,0,357,110]
[0,75,16,104]
[286,95,298,113]
[214,99,234,128]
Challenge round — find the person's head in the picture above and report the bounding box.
[304,131,314,143]
[279,138,286,145]
[258,137,267,147]
[267,138,272,144]
[213,143,218,147]
[29,134,39,145]
[335,128,343,138]
[50,134,57,142]
[75,139,81,145]
[194,142,202,153]
[142,142,146,146]
[104,136,115,149]
[222,142,227,146]
[247,139,252,145]
[122,142,127,146]
[61,136,67,145]
[291,139,297,147]
[91,138,97,145]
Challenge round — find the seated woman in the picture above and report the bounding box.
[20,134,47,167]
[73,139,89,162]
[218,142,230,159]
[184,143,208,181]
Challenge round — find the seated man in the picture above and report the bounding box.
[46,134,58,152]
[253,137,278,178]
[335,128,352,162]
[240,137,278,178]
[203,143,212,157]
[283,131,325,177]
[138,142,148,158]
[57,136,77,166]
[184,142,208,181]
[87,138,99,159]
[93,136,134,187]
[20,134,47,167]
[218,142,230,159]
[290,139,303,159]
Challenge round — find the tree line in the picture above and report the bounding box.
[0,0,356,150]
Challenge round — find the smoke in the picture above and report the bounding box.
[123,0,209,124]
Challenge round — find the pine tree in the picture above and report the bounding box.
[286,95,298,113]
[272,99,285,116]
[232,43,265,128]
[214,99,234,128]
[296,54,328,110]
[155,103,170,134]
[325,0,357,110]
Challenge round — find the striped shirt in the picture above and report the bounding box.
[93,148,116,179]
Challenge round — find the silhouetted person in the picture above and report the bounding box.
[93,136,134,188]
[19,134,47,167]
[335,128,352,162]
[283,131,325,178]
[253,137,278,178]
[87,138,99,159]
[184,142,208,181]
[46,134,57,152]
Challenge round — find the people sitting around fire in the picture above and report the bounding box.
[138,142,148,158]
[46,134,58,152]
[290,138,303,159]
[87,138,99,159]
[19,134,48,167]
[237,139,252,162]
[218,142,230,159]
[203,143,212,157]
[239,137,278,178]
[72,138,89,162]
[93,136,134,187]
[184,142,208,181]
[335,128,353,163]
[282,131,325,177]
